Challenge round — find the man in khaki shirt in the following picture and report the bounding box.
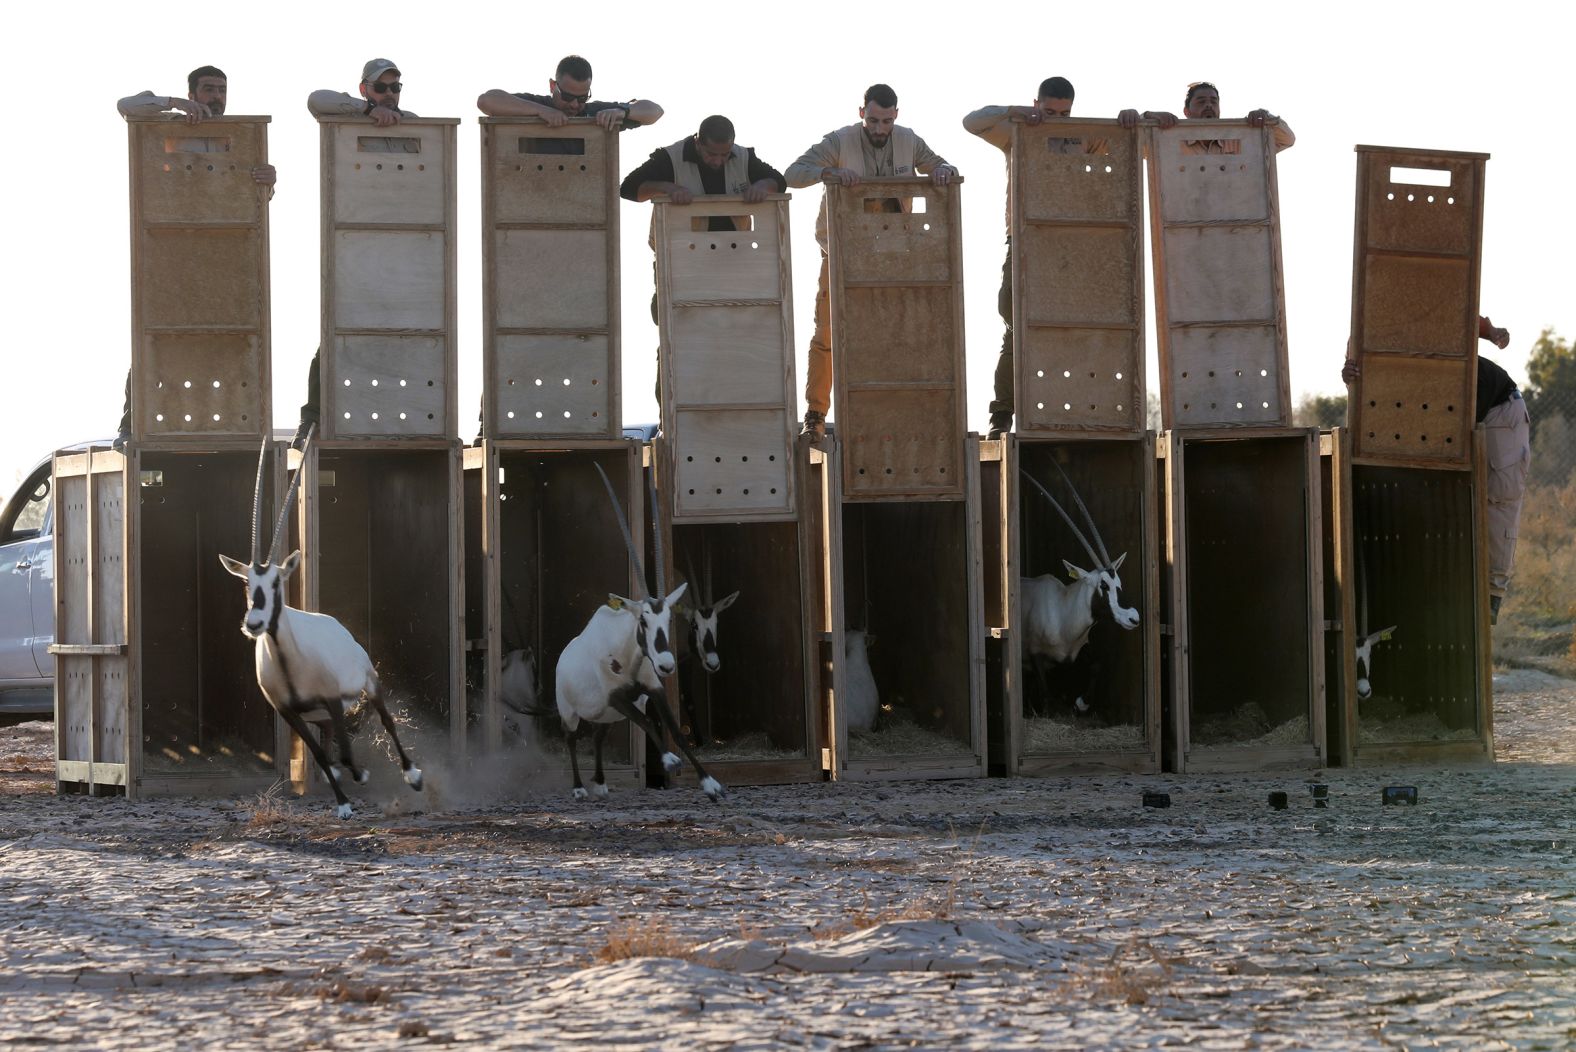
[965,76,1100,439]
[785,84,957,439]
[1118,81,1295,153]
[307,58,417,127]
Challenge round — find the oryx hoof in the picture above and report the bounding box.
[700,776,726,802]
[592,782,609,799]
[405,767,424,791]
[354,767,371,785]
[328,765,345,786]
[661,752,683,774]
[335,803,354,820]
[572,786,588,802]
[1073,698,1090,714]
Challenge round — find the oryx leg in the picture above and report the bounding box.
[276,704,355,819]
[323,698,367,785]
[590,724,612,799]
[366,687,423,790]
[1072,648,1101,716]
[629,687,726,803]
[564,720,588,801]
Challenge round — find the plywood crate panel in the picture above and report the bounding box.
[319,118,458,441]
[1145,122,1289,429]
[1012,121,1144,433]
[128,117,271,441]
[483,119,621,438]
[827,178,968,500]
[1348,146,1487,468]
[655,196,797,523]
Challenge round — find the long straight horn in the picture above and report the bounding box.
[647,468,666,598]
[1050,458,1112,568]
[251,437,267,566]
[682,546,706,607]
[593,462,647,600]
[1020,470,1102,570]
[1356,536,1369,636]
[268,424,313,564]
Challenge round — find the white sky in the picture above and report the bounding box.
[2,1,1568,488]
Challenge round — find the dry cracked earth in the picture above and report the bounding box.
[1,670,1572,1050]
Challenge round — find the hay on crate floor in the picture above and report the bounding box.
[1021,718,1145,754]
[1191,702,1310,748]
[1358,712,1478,744]
[847,717,971,757]
[696,733,804,763]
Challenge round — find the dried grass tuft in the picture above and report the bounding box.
[1085,939,1174,1005]
[593,917,701,965]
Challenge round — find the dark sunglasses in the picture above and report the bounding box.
[555,86,591,103]
[369,81,403,95]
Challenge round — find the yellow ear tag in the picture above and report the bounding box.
[607,596,624,611]
[1379,630,1393,642]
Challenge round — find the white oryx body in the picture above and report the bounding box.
[499,647,536,742]
[556,601,670,730]
[1354,626,1395,701]
[220,431,423,820]
[843,629,879,733]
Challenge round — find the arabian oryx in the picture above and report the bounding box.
[219,427,423,819]
[673,546,739,746]
[1019,464,1140,716]
[842,629,879,733]
[553,464,725,802]
[1353,540,1396,702]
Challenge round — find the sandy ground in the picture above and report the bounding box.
[1,670,1572,1050]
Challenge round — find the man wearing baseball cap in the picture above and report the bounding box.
[307,58,417,127]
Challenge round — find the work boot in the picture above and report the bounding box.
[112,430,131,453]
[291,418,318,451]
[987,413,1012,441]
[801,410,826,439]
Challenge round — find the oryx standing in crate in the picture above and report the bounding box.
[1353,539,1397,702]
[219,428,424,819]
[674,546,740,747]
[1019,463,1141,717]
[553,465,725,802]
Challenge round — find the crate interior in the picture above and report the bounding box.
[139,449,277,776]
[1018,440,1149,754]
[841,500,972,755]
[1182,436,1312,747]
[316,449,453,735]
[495,447,636,765]
[1350,464,1480,742]
[671,521,808,760]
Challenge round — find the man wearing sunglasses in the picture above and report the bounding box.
[308,58,416,128]
[784,84,956,440]
[477,54,662,132]
[114,65,276,450]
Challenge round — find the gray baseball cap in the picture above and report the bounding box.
[361,58,400,84]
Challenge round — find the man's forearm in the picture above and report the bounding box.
[117,90,172,117]
[625,99,663,125]
[307,90,365,117]
[476,90,556,118]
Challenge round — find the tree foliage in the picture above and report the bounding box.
[1293,392,1346,430]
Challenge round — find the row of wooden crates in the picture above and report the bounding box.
[51,426,1492,799]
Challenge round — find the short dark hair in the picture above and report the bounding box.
[863,83,897,109]
[698,114,735,145]
[1038,77,1074,101]
[1185,81,1218,107]
[188,66,226,94]
[556,55,593,83]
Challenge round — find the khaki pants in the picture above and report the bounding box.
[1483,393,1530,598]
[803,253,833,416]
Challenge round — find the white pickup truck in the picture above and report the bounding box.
[0,450,76,718]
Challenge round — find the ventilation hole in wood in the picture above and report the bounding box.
[400,379,408,387]
[770,488,777,494]
[535,411,543,419]
[743,489,750,495]
[563,411,571,418]
[689,489,696,495]
[1422,403,1429,410]
[507,411,516,419]
[741,455,748,462]
[1407,194,1414,202]
[687,456,694,461]
[371,379,379,386]
[1387,192,1395,200]
[1445,436,1453,443]
[343,412,351,420]
[371,412,379,420]
[858,468,866,475]
[1369,400,1377,407]
[1105,165,1113,173]
[212,380,221,388]
[752,242,759,249]
[939,467,946,474]
[1037,402,1045,410]
[183,380,192,388]
[1421,434,1428,441]
[715,488,722,494]
[715,456,722,463]
[156,414,164,422]
[1447,197,1455,204]
[211,414,221,422]
[1447,405,1455,412]
[1427,195,1435,203]
[1115,372,1123,380]
[1116,404,1125,412]
[563,378,572,386]
[428,380,434,386]
[1036,370,1045,378]
[399,412,407,420]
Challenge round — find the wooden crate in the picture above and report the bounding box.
[1145,121,1290,429]
[52,444,289,797]
[462,440,647,789]
[999,435,1162,775]
[1160,428,1325,772]
[815,435,986,781]
[295,445,464,779]
[1011,121,1145,434]
[827,177,967,500]
[319,118,459,441]
[1320,429,1493,766]
[648,438,823,786]
[1348,146,1488,468]
[653,195,797,522]
[127,116,271,443]
[482,118,621,439]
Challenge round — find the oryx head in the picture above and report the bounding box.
[219,426,313,640]
[680,547,739,673]
[1354,626,1396,700]
[1064,553,1139,631]
[1022,464,1141,634]
[611,582,689,678]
